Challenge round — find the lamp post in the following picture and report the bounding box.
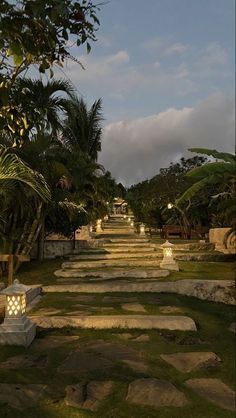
[0,279,36,347]
[160,240,179,271]
[139,223,146,237]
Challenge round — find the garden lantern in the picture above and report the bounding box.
[96,218,102,233]
[0,279,36,347]
[160,240,179,271]
[139,223,146,236]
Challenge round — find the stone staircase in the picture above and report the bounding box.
[55,216,167,280]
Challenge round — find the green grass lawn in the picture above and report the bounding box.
[0,293,235,418]
[2,258,234,288]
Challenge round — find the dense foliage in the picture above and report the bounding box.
[0,1,121,267]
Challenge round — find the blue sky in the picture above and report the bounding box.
[57,0,235,184]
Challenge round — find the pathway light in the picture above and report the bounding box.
[160,240,179,271]
[0,279,36,347]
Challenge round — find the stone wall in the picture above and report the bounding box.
[209,228,236,254]
[31,239,102,259]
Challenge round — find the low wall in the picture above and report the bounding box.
[209,228,236,254]
[31,239,103,259]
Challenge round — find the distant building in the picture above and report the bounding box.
[112,197,128,214]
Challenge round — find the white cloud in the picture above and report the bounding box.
[199,43,228,67]
[99,94,235,185]
[106,50,130,65]
[164,43,188,55]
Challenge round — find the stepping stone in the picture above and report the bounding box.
[0,354,48,369]
[122,359,148,373]
[160,352,221,373]
[0,383,46,410]
[72,304,114,312]
[65,310,92,316]
[159,306,183,314]
[122,303,147,313]
[65,381,114,411]
[31,314,197,331]
[229,322,236,333]
[65,295,96,302]
[31,308,62,316]
[133,334,150,342]
[55,268,169,279]
[114,333,133,340]
[88,341,143,363]
[126,378,188,408]
[185,378,235,411]
[62,260,161,268]
[103,296,138,303]
[32,336,79,350]
[58,351,114,374]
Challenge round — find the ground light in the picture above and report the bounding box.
[0,279,36,347]
[160,240,179,271]
[139,223,146,236]
[96,219,102,233]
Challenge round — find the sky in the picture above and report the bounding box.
[57,0,235,186]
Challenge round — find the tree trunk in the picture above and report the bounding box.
[38,217,45,261]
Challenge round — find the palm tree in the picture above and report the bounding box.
[63,97,103,161]
[0,78,76,145]
[0,146,50,259]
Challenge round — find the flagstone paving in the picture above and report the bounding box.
[65,380,114,411]
[0,216,235,417]
[185,378,235,411]
[126,378,188,408]
[160,352,221,373]
[0,383,47,410]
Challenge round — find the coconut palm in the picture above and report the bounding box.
[0,146,50,259]
[0,78,76,145]
[63,97,103,161]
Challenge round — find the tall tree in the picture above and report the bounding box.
[63,97,103,161]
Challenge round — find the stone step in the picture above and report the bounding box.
[30,314,197,331]
[104,247,156,253]
[45,279,235,305]
[69,252,162,260]
[54,268,169,279]
[104,243,155,248]
[108,238,150,243]
[62,259,161,269]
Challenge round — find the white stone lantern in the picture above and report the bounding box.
[96,218,102,233]
[139,223,146,236]
[0,279,36,347]
[160,240,179,271]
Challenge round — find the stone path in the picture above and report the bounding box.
[1,215,231,415]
